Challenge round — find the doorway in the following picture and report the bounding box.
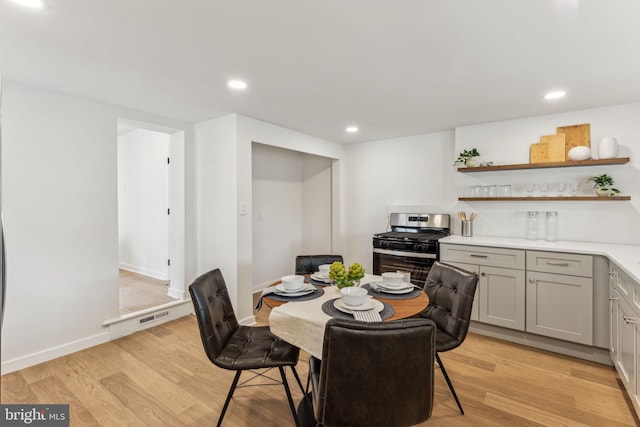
[117,120,186,314]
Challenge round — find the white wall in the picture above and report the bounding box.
[251,143,334,288]
[118,129,169,279]
[342,131,456,272]
[195,114,343,323]
[453,102,640,244]
[252,143,303,285]
[1,82,194,373]
[301,154,333,254]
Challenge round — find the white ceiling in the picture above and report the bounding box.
[1,0,639,143]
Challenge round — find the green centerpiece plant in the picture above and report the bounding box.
[329,261,365,289]
[587,174,620,197]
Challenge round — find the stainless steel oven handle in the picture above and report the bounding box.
[372,248,437,259]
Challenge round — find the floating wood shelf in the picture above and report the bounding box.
[457,157,630,172]
[459,196,631,202]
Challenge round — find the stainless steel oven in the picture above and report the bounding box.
[373,213,450,286]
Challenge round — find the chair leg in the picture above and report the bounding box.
[436,353,464,415]
[279,366,301,427]
[291,365,305,395]
[217,370,242,427]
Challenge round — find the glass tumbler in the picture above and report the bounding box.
[526,211,538,240]
[546,211,558,242]
[500,185,512,197]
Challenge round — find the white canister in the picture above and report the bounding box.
[598,137,618,159]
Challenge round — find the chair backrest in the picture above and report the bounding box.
[188,269,240,365]
[421,261,479,350]
[316,318,436,427]
[294,255,343,275]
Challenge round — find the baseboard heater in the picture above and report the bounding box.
[139,310,169,325]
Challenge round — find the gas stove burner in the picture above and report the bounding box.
[374,230,450,242]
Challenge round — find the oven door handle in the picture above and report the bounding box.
[372,248,437,259]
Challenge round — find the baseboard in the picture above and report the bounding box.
[1,301,194,375]
[253,278,277,294]
[119,263,168,281]
[1,332,111,375]
[104,300,193,340]
[167,285,185,299]
[469,321,612,366]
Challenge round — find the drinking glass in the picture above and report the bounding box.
[526,183,535,197]
[557,182,567,196]
[538,184,548,197]
[546,211,558,241]
[488,185,497,197]
[500,185,512,197]
[526,211,538,240]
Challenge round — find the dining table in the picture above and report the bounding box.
[264,274,429,359]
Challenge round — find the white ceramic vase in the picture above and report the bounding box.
[598,137,618,159]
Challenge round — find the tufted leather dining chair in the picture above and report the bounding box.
[417,261,479,415]
[189,268,304,426]
[295,255,344,275]
[297,318,437,427]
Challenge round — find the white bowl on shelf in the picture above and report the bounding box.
[568,146,591,161]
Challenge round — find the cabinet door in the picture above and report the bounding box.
[526,271,593,345]
[479,266,525,331]
[615,294,637,399]
[444,261,479,321]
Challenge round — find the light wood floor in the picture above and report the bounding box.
[119,269,176,315]
[1,298,638,426]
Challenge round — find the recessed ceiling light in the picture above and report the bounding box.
[346,126,359,133]
[11,0,45,8]
[228,80,248,90]
[544,91,566,100]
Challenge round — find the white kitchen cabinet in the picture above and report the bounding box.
[440,244,525,330]
[526,251,594,345]
[526,271,593,345]
[609,263,640,415]
[480,265,526,330]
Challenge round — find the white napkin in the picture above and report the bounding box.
[353,309,382,322]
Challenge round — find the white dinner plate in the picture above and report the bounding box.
[275,283,309,294]
[370,282,414,294]
[310,273,330,283]
[333,298,383,313]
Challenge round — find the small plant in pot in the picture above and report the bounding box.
[587,174,620,197]
[454,148,480,167]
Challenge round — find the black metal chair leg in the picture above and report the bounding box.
[217,370,242,427]
[280,367,301,427]
[291,365,305,395]
[436,353,464,415]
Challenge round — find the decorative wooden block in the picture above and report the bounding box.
[540,134,566,162]
[556,123,590,159]
[530,143,547,163]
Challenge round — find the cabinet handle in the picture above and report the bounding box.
[481,272,486,277]
[609,296,618,301]
[470,254,488,258]
[546,261,569,266]
[529,278,535,283]
[623,316,640,324]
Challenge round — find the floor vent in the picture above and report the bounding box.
[139,310,170,324]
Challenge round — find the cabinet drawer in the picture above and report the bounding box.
[440,244,525,270]
[526,251,592,277]
[612,263,640,317]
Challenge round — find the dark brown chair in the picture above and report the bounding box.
[297,318,437,427]
[189,268,304,426]
[295,255,343,275]
[418,261,479,415]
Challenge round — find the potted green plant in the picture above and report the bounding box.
[587,174,620,197]
[454,148,480,167]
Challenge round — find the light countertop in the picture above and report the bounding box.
[440,235,640,283]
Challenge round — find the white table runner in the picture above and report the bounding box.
[268,274,379,359]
